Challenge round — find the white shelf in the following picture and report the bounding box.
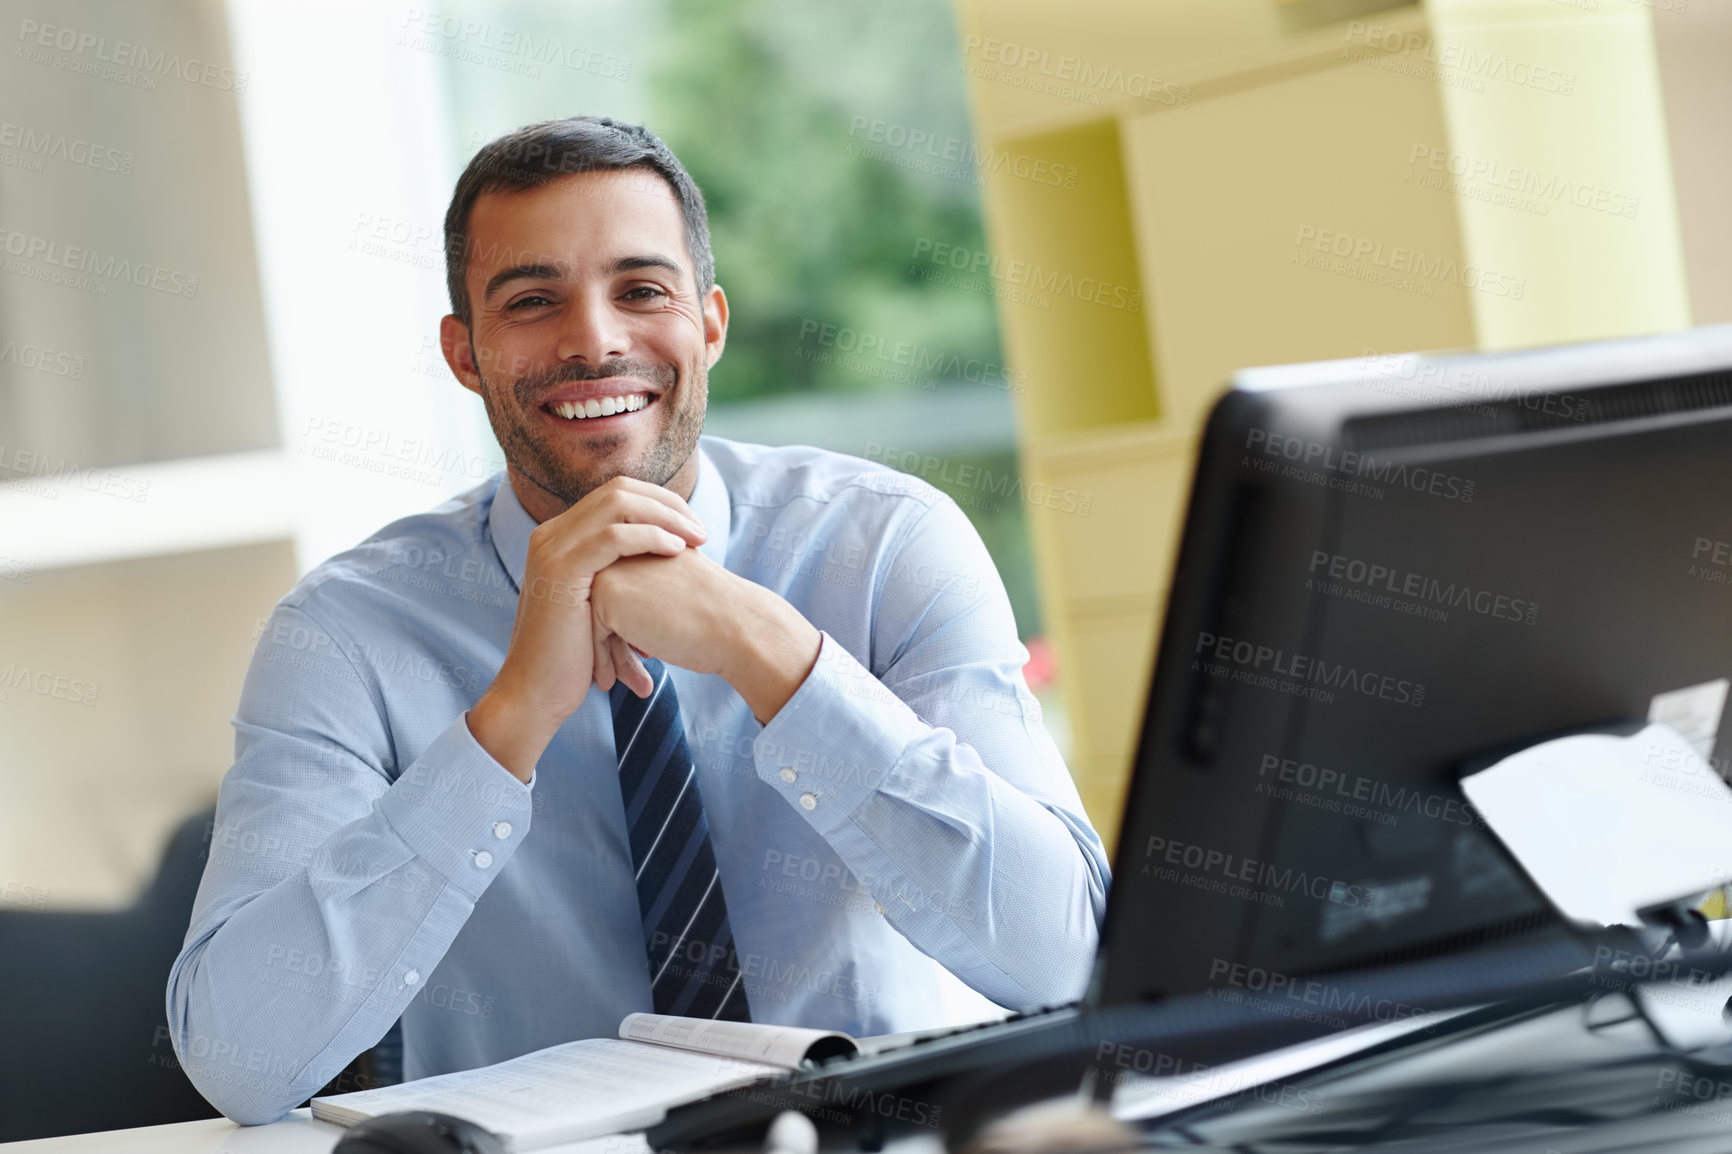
[0,450,294,573]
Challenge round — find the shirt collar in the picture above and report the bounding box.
[488,444,731,593]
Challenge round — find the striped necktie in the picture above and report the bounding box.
[610,657,750,1021]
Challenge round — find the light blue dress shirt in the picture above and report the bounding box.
[167,436,1110,1125]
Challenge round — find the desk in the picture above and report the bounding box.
[1,1110,653,1154]
[16,995,1727,1154]
[6,1109,346,1154]
[0,1017,1478,1153]
[1,1018,1448,1153]
[3,1110,950,1154]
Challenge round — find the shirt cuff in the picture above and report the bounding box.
[376,711,535,902]
[751,632,926,834]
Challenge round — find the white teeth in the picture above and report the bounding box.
[550,393,651,420]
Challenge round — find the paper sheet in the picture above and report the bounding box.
[1461,722,1732,927]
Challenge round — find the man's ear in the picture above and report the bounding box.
[440,314,483,395]
[703,283,729,370]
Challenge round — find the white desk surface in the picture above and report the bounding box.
[4,1112,945,1154]
[5,1109,344,1153]
[2,1110,650,1154]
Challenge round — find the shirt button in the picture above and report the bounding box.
[874,901,887,916]
[472,850,494,869]
[779,767,797,784]
[493,821,513,839]
[404,970,420,986]
[799,793,817,811]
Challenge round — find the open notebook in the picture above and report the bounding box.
[310,1014,858,1150]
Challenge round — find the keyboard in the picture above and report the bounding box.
[647,934,1606,1152]
[647,1003,1084,1150]
[856,1002,1082,1056]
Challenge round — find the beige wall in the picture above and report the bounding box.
[0,542,296,908]
[1651,1,1732,324]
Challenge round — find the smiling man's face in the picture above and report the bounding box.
[440,167,727,520]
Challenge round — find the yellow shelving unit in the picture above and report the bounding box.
[954,0,1690,852]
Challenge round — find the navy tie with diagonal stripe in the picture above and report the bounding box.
[610,657,751,1021]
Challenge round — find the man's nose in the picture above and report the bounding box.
[556,292,629,364]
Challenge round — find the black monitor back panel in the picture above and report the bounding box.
[1099,364,1732,1006]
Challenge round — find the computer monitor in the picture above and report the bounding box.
[1097,326,1732,1007]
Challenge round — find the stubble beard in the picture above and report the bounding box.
[475,352,707,509]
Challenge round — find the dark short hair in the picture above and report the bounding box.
[442,116,714,327]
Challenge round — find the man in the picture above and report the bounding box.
[167,116,1109,1126]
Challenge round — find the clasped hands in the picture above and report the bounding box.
[469,476,821,782]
